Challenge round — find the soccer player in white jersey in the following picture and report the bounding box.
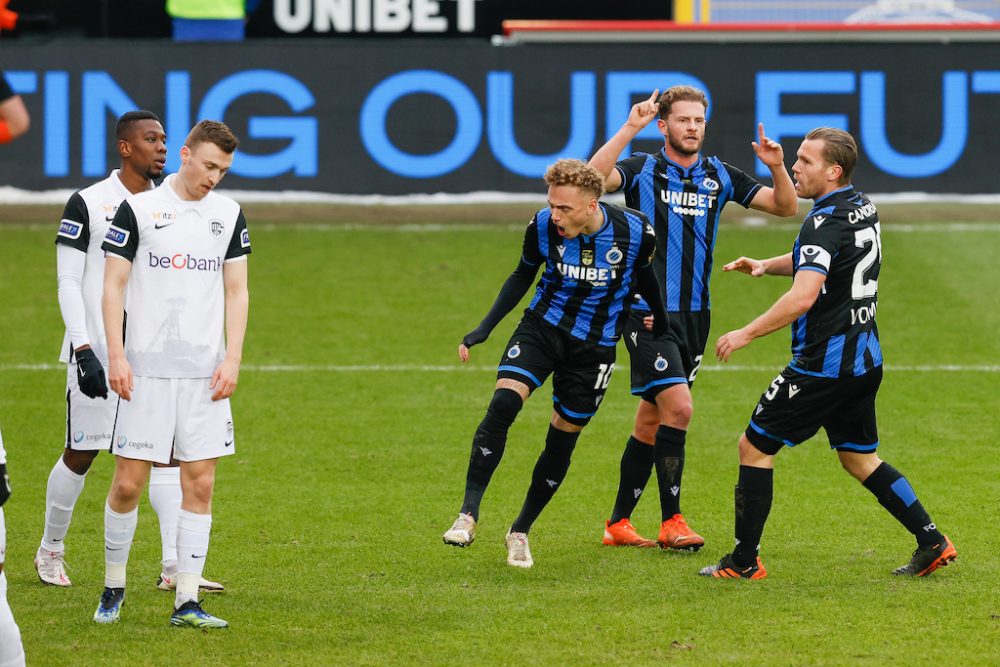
[36,110,223,595]
[94,120,250,629]
[0,428,26,667]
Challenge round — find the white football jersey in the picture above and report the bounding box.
[55,170,144,363]
[102,174,251,378]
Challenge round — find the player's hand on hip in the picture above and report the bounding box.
[210,358,240,401]
[75,346,108,399]
[716,329,752,362]
[752,123,784,166]
[723,256,766,277]
[627,89,660,130]
[107,356,133,401]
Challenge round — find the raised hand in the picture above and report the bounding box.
[752,123,784,167]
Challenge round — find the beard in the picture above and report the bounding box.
[668,133,703,157]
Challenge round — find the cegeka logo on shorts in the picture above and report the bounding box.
[149,252,223,272]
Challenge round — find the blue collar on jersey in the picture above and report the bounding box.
[658,148,702,176]
[814,184,854,205]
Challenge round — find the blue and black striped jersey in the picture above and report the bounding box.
[789,186,883,378]
[616,150,762,312]
[521,202,656,347]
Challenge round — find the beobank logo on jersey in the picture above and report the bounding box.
[148,252,223,272]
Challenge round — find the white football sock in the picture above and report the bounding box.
[40,457,87,553]
[175,510,211,608]
[0,572,26,667]
[104,503,137,589]
[148,466,181,571]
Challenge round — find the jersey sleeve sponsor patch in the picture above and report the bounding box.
[798,244,832,272]
[240,228,250,249]
[104,225,130,248]
[58,219,83,240]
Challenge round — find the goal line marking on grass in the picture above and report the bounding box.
[3,363,998,373]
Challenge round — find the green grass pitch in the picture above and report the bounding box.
[0,205,997,665]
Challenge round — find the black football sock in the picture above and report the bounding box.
[609,436,655,524]
[654,425,687,520]
[861,461,944,546]
[460,388,523,521]
[732,465,773,568]
[509,425,580,534]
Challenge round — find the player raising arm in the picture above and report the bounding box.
[701,127,955,580]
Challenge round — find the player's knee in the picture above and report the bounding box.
[62,448,98,475]
[481,388,523,435]
[654,387,692,429]
[110,476,145,505]
[183,472,216,505]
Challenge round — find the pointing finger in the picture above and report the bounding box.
[648,89,659,104]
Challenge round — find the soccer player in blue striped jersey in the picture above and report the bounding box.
[589,87,798,550]
[702,127,956,579]
[442,159,670,568]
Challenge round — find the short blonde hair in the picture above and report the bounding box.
[805,127,857,184]
[657,85,708,119]
[543,159,605,200]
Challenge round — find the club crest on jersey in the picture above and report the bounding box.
[702,177,719,191]
[581,249,594,266]
[240,229,251,249]
[654,355,669,372]
[104,226,130,247]
[58,220,83,239]
[605,247,623,264]
[210,219,224,238]
[507,344,521,359]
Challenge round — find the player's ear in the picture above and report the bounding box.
[118,138,131,158]
[179,144,190,165]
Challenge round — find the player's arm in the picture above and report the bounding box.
[101,202,139,400]
[57,245,108,398]
[747,123,799,217]
[588,89,659,194]
[458,220,542,362]
[212,259,249,401]
[723,252,794,278]
[102,256,133,400]
[715,269,825,362]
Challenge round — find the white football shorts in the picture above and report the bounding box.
[111,376,235,464]
[65,362,116,451]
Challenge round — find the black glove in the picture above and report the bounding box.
[0,463,10,507]
[75,347,108,399]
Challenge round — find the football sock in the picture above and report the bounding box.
[509,425,580,534]
[732,465,773,568]
[0,572,26,667]
[654,425,687,520]
[862,461,944,546]
[609,436,655,523]
[148,466,182,570]
[460,388,523,520]
[104,503,137,589]
[40,457,87,553]
[176,510,212,608]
